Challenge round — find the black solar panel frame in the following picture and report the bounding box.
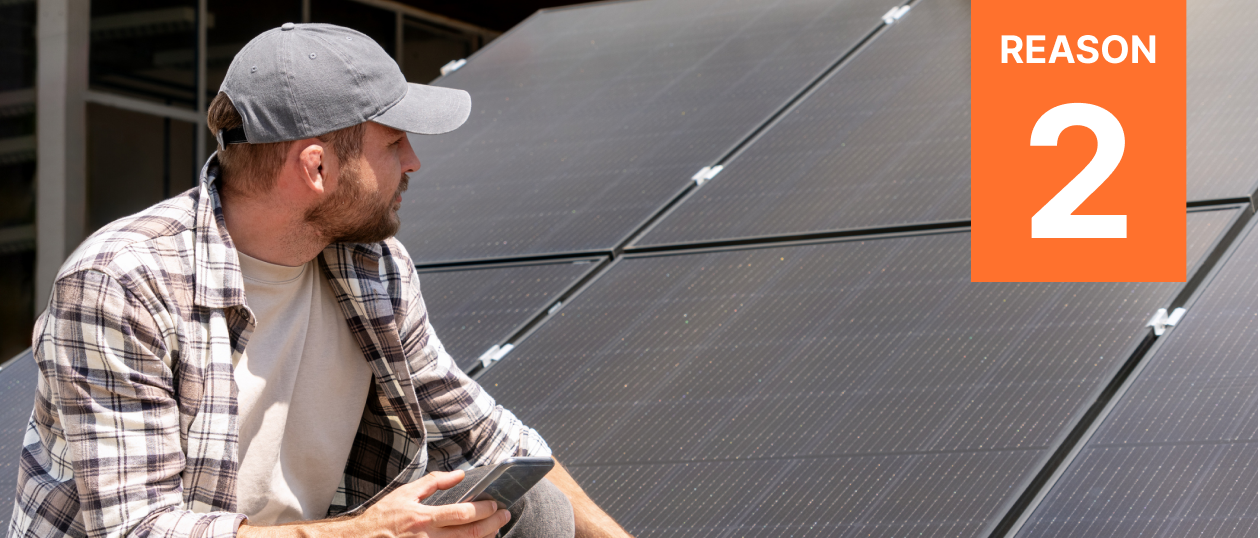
[414,254,607,274]
[416,255,609,373]
[478,207,1244,537]
[1002,209,1257,538]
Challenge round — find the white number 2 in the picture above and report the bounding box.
[1030,103,1126,238]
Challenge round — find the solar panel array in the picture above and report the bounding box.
[395,0,897,263]
[2,0,1253,534]
[418,259,599,371]
[632,0,1256,249]
[476,210,1239,536]
[635,0,970,248]
[1016,224,1257,538]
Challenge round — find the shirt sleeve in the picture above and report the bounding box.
[391,257,551,472]
[20,269,246,538]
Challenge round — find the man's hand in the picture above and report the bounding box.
[238,470,510,538]
[358,470,509,537]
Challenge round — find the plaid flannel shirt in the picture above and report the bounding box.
[9,156,550,538]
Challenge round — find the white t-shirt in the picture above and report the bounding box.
[234,252,375,525]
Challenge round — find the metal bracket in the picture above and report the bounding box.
[691,165,724,186]
[881,5,911,24]
[440,58,467,76]
[477,343,515,368]
[548,302,563,316]
[1146,307,1186,336]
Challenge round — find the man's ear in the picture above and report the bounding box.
[296,141,327,195]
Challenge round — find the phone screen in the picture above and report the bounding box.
[459,457,554,509]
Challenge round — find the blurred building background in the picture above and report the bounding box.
[0,0,580,361]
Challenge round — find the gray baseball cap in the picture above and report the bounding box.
[219,22,470,144]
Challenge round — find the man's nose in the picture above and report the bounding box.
[400,135,421,174]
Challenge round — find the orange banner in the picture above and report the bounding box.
[972,1,1185,282]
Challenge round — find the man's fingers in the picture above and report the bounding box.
[428,469,466,491]
[430,500,499,527]
[463,509,510,538]
[401,470,465,500]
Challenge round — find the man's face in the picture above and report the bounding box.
[305,122,420,244]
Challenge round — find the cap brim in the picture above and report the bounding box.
[372,83,470,135]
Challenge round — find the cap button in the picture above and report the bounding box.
[281,22,296,30]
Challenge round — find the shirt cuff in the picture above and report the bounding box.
[147,511,249,538]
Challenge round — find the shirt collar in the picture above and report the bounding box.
[192,153,248,308]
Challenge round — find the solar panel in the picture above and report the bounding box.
[396,0,898,263]
[419,259,599,371]
[1015,222,1257,538]
[0,350,36,532]
[635,0,1255,249]
[478,210,1237,536]
[634,0,971,248]
[1187,0,1257,202]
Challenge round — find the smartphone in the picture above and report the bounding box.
[456,457,555,510]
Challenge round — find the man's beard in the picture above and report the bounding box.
[305,161,409,244]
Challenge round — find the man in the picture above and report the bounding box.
[10,23,630,538]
